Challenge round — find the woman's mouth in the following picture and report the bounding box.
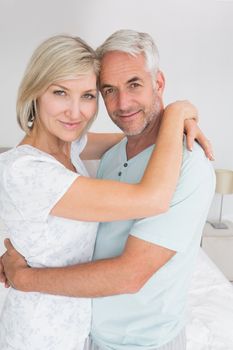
[59,121,82,130]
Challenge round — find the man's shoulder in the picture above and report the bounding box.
[177,140,215,199]
[181,140,213,173]
[101,137,126,163]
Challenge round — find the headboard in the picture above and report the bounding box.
[0,147,11,153]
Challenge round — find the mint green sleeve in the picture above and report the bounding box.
[130,144,215,252]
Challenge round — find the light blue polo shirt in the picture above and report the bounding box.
[91,138,215,350]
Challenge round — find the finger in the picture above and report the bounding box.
[0,270,7,284]
[0,255,5,270]
[205,140,215,161]
[0,258,7,284]
[5,280,11,288]
[4,238,14,253]
[186,134,195,151]
[0,270,4,282]
[199,137,215,161]
[0,256,3,269]
[1,275,7,285]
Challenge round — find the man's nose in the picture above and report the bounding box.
[117,91,130,111]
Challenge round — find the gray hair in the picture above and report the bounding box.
[96,29,160,79]
[17,35,100,134]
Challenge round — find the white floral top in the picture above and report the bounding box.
[0,137,98,350]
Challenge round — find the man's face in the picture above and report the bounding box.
[99,51,164,136]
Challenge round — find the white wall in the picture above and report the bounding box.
[0,0,80,147]
[0,0,233,220]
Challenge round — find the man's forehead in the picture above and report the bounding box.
[100,51,145,68]
[99,52,148,86]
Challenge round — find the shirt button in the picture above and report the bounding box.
[123,163,128,167]
[118,171,122,176]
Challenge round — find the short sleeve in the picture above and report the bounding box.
[71,135,87,155]
[130,144,215,252]
[3,153,79,222]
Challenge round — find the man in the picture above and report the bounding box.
[1,30,215,349]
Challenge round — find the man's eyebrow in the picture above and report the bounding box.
[101,77,142,90]
[127,76,142,84]
[100,83,113,90]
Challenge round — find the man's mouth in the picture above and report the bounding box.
[116,110,141,122]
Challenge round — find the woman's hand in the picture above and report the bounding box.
[164,100,198,122]
[164,100,214,160]
[184,119,214,160]
[1,239,28,290]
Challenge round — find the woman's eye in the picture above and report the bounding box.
[83,93,96,100]
[53,90,66,96]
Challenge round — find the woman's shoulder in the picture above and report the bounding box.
[0,144,78,200]
[0,145,64,185]
[0,145,58,165]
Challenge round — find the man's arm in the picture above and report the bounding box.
[80,132,124,160]
[2,237,175,297]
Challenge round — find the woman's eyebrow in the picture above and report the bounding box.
[51,83,69,90]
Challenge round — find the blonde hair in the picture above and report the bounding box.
[17,35,100,134]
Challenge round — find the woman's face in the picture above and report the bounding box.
[35,72,98,142]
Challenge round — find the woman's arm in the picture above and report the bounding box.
[80,123,214,161]
[50,101,196,222]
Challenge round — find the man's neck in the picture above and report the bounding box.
[126,115,162,160]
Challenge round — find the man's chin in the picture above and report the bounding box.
[114,118,152,136]
[122,126,147,137]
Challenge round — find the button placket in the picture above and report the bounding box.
[118,162,128,177]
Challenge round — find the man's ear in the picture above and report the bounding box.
[154,70,165,97]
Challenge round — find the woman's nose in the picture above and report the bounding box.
[65,100,81,120]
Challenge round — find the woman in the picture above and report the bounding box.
[0,34,204,349]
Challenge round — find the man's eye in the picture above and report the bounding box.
[83,93,96,100]
[130,83,140,89]
[103,88,114,96]
[53,90,66,96]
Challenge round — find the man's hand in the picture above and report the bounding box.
[184,119,214,160]
[0,253,10,288]
[2,239,28,289]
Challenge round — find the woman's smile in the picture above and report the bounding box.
[58,120,83,130]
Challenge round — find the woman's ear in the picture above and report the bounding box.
[155,70,165,97]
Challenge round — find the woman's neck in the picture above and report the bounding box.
[20,128,71,158]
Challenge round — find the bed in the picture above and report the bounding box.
[0,221,233,349]
[186,248,233,349]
